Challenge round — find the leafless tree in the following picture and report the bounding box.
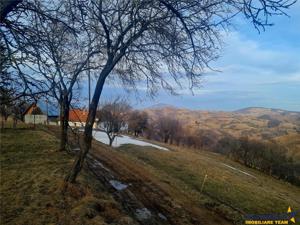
[96,98,131,146]
[0,40,31,128]
[156,115,181,144]
[0,1,68,101]
[25,6,99,151]
[65,0,296,183]
[0,42,13,127]
[1,0,101,151]
[128,110,148,137]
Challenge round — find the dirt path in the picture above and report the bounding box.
[85,140,234,225]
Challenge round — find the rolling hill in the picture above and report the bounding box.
[144,106,300,159]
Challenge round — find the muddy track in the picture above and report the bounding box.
[85,140,233,225]
[46,127,233,225]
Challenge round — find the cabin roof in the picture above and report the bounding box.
[23,103,44,115]
[69,109,88,122]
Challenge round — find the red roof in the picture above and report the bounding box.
[23,103,44,115]
[69,109,88,122]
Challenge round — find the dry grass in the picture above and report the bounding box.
[117,144,300,224]
[1,124,299,225]
[0,128,136,225]
[88,139,233,225]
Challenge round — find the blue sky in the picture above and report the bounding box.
[83,2,300,111]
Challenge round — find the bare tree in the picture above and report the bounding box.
[0,42,13,127]
[1,0,101,151]
[65,0,296,183]
[156,115,181,144]
[0,1,67,101]
[97,98,131,146]
[26,13,98,150]
[128,110,148,137]
[0,41,30,128]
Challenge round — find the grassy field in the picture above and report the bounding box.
[117,143,300,224]
[1,127,300,224]
[0,128,137,225]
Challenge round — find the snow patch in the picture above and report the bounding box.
[93,131,169,151]
[135,208,152,220]
[109,180,128,191]
[158,213,167,220]
[222,163,256,178]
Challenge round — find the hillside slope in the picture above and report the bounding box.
[117,143,300,224]
[1,128,233,225]
[1,127,300,225]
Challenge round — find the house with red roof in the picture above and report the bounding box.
[67,109,97,128]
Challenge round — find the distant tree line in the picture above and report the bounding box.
[216,136,300,185]
[142,118,218,150]
[125,112,219,150]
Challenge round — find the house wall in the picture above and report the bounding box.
[58,121,97,128]
[24,115,47,124]
[48,121,58,126]
[68,121,86,128]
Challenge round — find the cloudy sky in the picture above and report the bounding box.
[84,2,300,112]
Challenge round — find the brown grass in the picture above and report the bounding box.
[0,128,137,225]
[116,144,300,224]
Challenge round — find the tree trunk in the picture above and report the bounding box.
[65,68,109,183]
[170,136,173,145]
[1,116,4,129]
[59,94,70,151]
[105,131,114,146]
[108,134,117,146]
[109,136,114,146]
[164,133,169,143]
[13,118,17,128]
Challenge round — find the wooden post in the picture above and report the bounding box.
[200,174,208,193]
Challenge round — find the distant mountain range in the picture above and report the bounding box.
[234,107,300,114]
[145,103,176,109]
[147,104,300,114]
